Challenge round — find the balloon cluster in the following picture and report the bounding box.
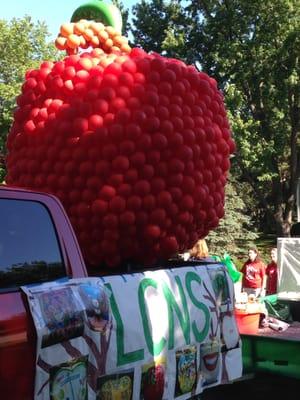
[6,9,235,270]
[55,19,131,55]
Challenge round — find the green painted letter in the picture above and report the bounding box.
[138,278,167,356]
[162,276,190,349]
[105,283,144,366]
[185,272,210,342]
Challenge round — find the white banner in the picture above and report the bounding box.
[22,263,242,399]
[278,238,300,300]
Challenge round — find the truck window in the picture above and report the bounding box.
[0,198,66,290]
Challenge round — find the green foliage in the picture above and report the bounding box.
[131,0,189,59]
[0,154,5,183]
[207,177,258,257]
[0,16,59,176]
[130,0,300,235]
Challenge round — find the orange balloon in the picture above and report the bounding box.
[78,57,93,71]
[98,30,109,43]
[60,23,74,37]
[90,35,100,47]
[106,26,117,37]
[104,38,113,52]
[74,21,86,35]
[83,28,94,41]
[90,21,104,34]
[55,36,67,50]
[111,46,122,54]
[121,43,131,54]
[67,34,81,49]
[113,35,125,47]
[79,36,87,48]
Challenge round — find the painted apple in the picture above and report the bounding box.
[142,364,165,400]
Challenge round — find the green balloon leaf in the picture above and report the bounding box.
[71,0,122,33]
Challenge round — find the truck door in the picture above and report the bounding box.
[0,196,67,399]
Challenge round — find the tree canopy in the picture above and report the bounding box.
[131,0,300,236]
[0,16,58,181]
[207,177,258,256]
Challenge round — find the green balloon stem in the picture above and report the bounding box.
[71,0,122,32]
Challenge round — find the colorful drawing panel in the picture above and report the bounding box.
[140,358,166,400]
[38,287,84,347]
[78,282,110,333]
[50,356,88,400]
[97,369,134,400]
[175,346,197,397]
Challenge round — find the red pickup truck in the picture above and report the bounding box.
[0,185,88,399]
[0,184,242,400]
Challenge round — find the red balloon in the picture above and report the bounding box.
[102,144,118,160]
[161,236,179,255]
[117,183,132,197]
[157,191,172,207]
[120,211,135,225]
[77,203,90,218]
[108,173,124,187]
[150,57,165,73]
[127,195,142,210]
[150,208,166,224]
[180,195,194,210]
[140,164,154,179]
[131,151,146,167]
[151,177,165,194]
[125,168,138,183]
[152,133,167,150]
[24,120,36,133]
[143,195,156,211]
[102,214,118,229]
[134,180,151,196]
[169,158,184,173]
[100,185,116,200]
[112,155,129,171]
[122,59,137,74]
[110,196,126,213]
[145,224,161,239]
[125,123,141,140]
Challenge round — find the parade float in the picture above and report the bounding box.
[1,2,244,399]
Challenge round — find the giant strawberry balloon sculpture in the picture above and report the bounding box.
[5,1,235,270]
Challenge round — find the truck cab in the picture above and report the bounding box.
[0,185,87,399]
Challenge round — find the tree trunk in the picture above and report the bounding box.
[273,206,292,237]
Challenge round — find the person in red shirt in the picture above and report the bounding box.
[241,248,266,297]
[266,247,278,295]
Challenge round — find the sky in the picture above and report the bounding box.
[1,0,137,39]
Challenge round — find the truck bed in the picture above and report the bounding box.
[257,320,300,341]
[241,321,300,379]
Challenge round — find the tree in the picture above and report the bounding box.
[206,177,258,256]
[131,0,189,59]
[0,16,58,182]
[191,0,300,236]
[130,0,300,236]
